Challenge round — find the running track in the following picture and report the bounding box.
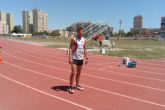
[0,39,165,110]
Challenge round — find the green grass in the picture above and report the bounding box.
[16,37,165,60]
[106,40,165,59]
[47,44,68,48]
[115,40,165,48]
[20,37,69,44]
[107,49,165,59]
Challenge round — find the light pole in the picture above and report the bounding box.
[119,20,122,38]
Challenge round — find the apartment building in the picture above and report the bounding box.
[160,16,165,39]
[133,15,143,31]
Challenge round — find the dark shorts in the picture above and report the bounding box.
[73,59,83,66]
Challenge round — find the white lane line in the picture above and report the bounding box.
[8,41,165,69]
[3,50,165,82]
[4,61,165,108]
[0,73,93,110]
[4,51,165,92]
[99,69,165,82]
[4,40,165,68]
[98,66,114,70]
[4,41,165,70]
[4,41,165,75]
[4,44,165,77]
[96,62,165,76]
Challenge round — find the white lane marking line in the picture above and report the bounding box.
[98,66,114,70]
[4,51,165,92]
[4,40,165,68]
[4,45,165,76]
[96,62,165,76]
[4,50,165,82]
[4,43,165,78]
[0,73,93,110]
[5,41,165,70]
[4,61,165,108]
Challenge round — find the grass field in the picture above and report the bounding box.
[104,40,165,59]
[17,37,165,60]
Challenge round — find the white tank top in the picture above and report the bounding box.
[72,37,85,60]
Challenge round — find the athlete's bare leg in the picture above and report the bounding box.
[75,65,84,91]
[70,64,76,88]
[76,65,82,87]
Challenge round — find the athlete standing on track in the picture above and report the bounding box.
[68,27,88,93]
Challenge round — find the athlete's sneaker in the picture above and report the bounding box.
[68,87,74,94]
[75,85,84,91]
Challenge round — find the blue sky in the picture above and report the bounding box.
[0,0,164,32]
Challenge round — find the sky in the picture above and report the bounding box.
[0,0,165,32]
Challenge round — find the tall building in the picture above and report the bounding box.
[23,9,48,34]
[22,11,33,33]
[32,9,48,33]
[0,11,14,34]
[160,16,165,39]
[133,15,143,30]
[0,12,7,34]
[6,13,15,32]
[0,21,3,34]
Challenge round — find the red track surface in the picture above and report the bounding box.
[0,39,165,110]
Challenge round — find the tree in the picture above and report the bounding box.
[127,31,133,37]
[50,30,61,36]
[131,30,140,35]
[12,25,23,33]
[34,31,49,35]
